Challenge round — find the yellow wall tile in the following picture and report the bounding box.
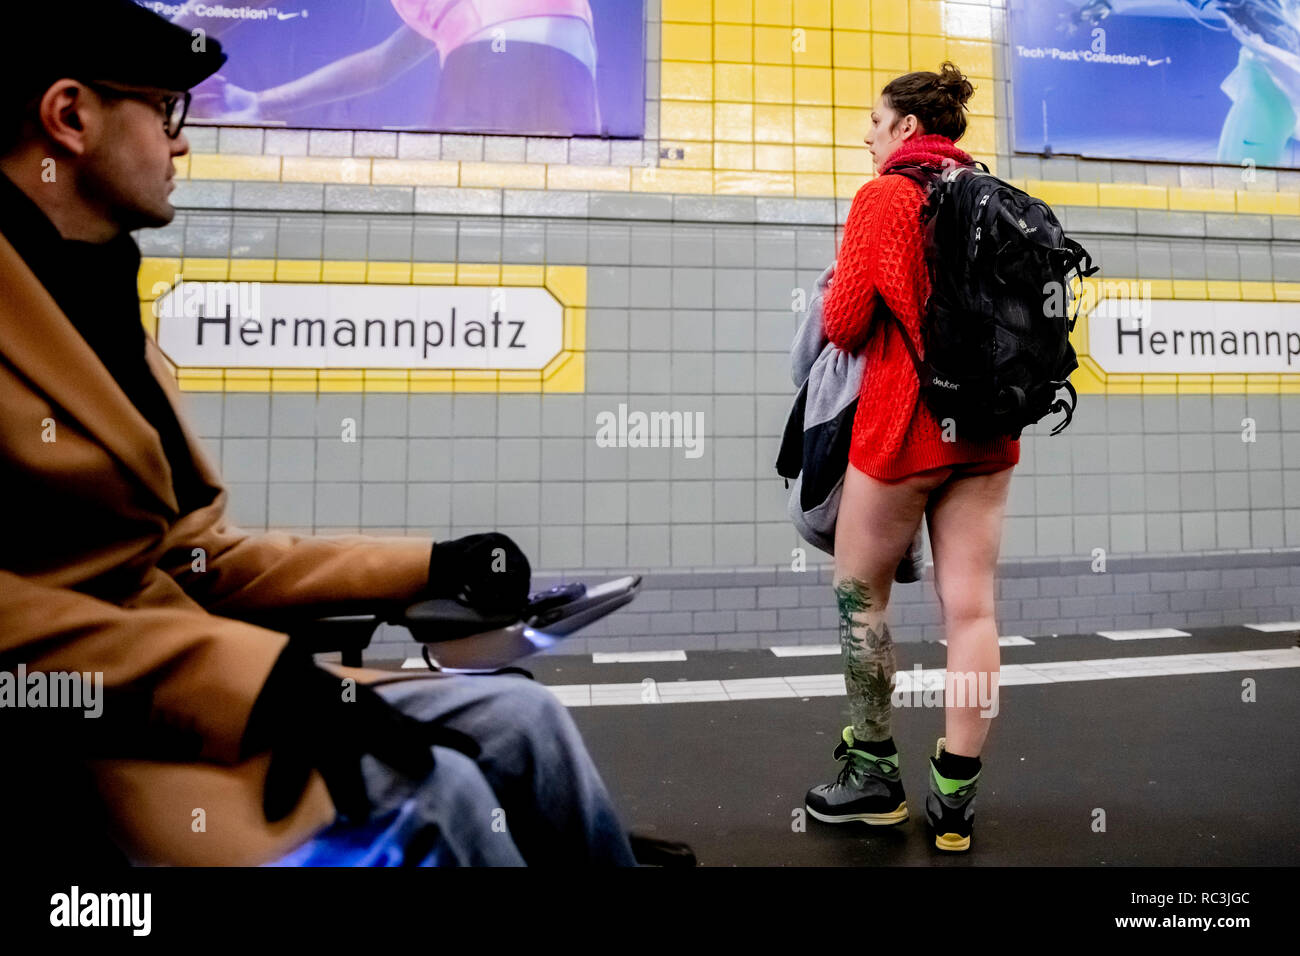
[834,107,871,145]
[797,172,836,196]
[546,165,632,191]
[836,173,869,196]
[714,103,755,142]
[756,25,795,64]
[172,155,190,179]
[663,22,713,60]
[795,105,835,144]
[716,0,755,23]
[962,116,996,154]
[715,170,795,194]
[1236,190,1297,215]
[662,0,714,22]
[563,308,586,349]
[1206,280,1241,300]
[1173,279,1208,299]
[501,265,546,286]
[459,162,547,189]
[660,101,715,141]
[457,264,501,285]
[871,0,908,32]
[542,353,584,392]
[1169,187,1235,212]
[181,258,229,280]
[228,259,276,282]
[715,63,754,100]
[946,38,993,78]
[832,0,870,30]
[281,157,371,183]
[546,266,587,306]
[755,0,793,24]
[832,30,871,69]
[755,65,794,102]
[1239,281,1275,300]
[370,159,459,185]
[794,0,832,28]
[909,0,942,35]
[661,61,714,100]
[662,143,716,168]
[794,65,834,104]
[1275,190,1300,215]
[189,154,281,181]
[367,262,412,284]
[138,258,181,299]
[871,32,910,72]
[225,370,273,392]
[362,371,410,393]
[715,142,756,169]
[269,370,319,393]
[794,144,835,172]
[1098,183,1169,209]
[833,68,873,106]
[713,24,752,61]
[909,34,947,70]
[794,27,832,66]
[1026,180,1099,207]
[412,263,457,284]
[322,260,367,282]
[1276,283,1300,301]
[632,168,715,193]
[276,260,322,282]
[966,81,994,116]
[754,104,796,143]
[833,146,871,174]
[755,144,795,171]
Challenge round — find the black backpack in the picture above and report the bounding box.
[871,161,1099,440]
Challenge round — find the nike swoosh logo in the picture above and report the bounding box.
[278,11,301,19]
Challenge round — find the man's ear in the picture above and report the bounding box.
[37,80,96,157]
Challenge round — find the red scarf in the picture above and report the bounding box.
[878,133,973,174]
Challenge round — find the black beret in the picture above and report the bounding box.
[4,0,227,101]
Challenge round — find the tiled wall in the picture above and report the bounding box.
[146,0,1300,649]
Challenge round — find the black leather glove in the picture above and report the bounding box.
[427,532,531,616]
[242,646,481,823]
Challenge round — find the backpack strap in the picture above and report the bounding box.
[872,298,934,389]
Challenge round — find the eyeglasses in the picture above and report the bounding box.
[81,80,191,139]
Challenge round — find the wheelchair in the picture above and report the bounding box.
[106,574,692,866]
[272,574,696,865]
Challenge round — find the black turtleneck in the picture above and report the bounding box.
[0,171,215,516]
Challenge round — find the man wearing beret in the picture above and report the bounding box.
[0,0,635,866]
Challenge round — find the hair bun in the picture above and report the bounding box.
[935,61,974,107]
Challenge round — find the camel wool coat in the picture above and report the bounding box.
[0,231,438,865]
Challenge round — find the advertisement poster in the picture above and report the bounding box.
[1008,1,1300,168]
[134,0,646,137]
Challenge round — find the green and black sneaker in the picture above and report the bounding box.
[805,727,908,825]
[925,737,981,852]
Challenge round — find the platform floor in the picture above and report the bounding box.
[509,627,1300,866]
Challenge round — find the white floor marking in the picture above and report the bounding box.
[770,645,839,657]
[1244,622,1300,633]
[1096,627,1192,641]
[544,648,1300,707]
[939,635,1034,647]
[592,650,688,663]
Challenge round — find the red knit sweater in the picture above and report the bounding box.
[822,134,1020,480]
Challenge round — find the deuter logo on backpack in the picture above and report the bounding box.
[879,161,1099,440]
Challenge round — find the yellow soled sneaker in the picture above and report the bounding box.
[804,727,909,825]
[924,737,981,852]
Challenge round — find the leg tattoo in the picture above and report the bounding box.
[834,577,896,743]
